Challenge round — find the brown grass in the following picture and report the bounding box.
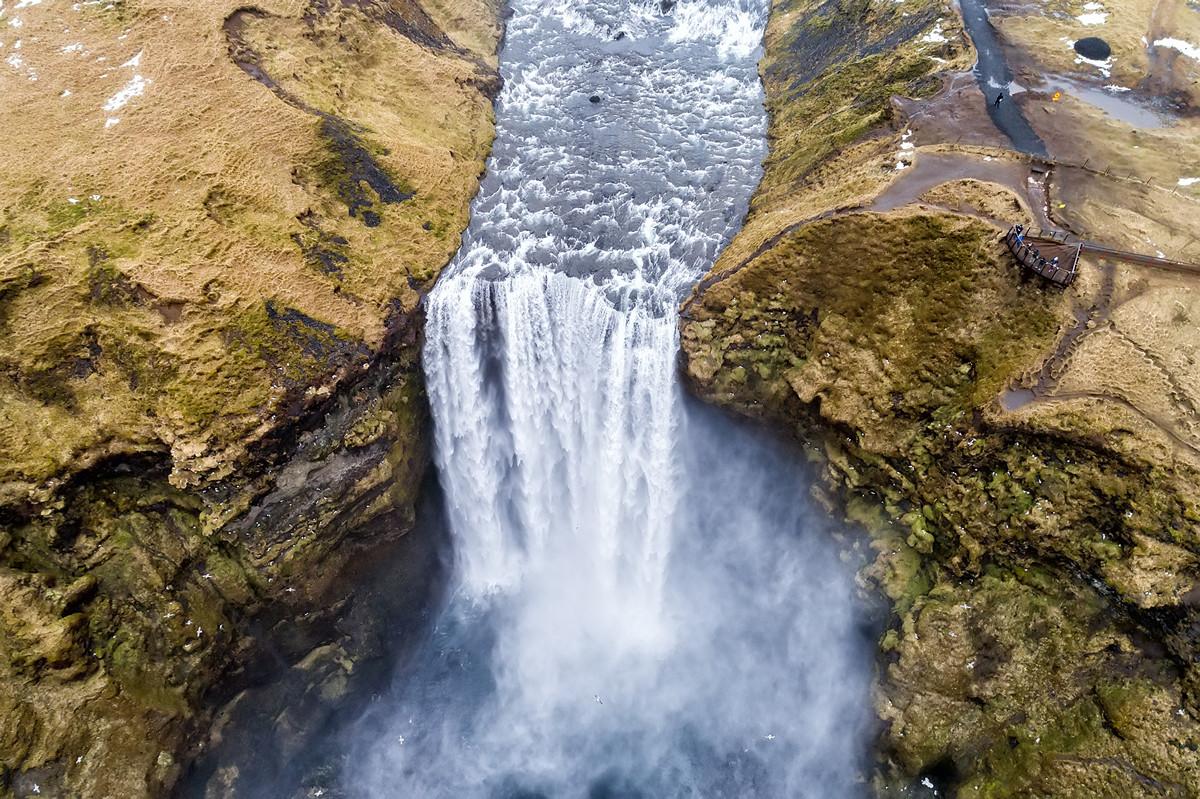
[0,0,500,500]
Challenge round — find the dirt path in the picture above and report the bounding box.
[1000,258,1200,456]
[872,150,1054,228]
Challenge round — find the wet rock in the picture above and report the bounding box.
[1075,37,1112,61]
[176,488,449,798]
[589,94,602,104]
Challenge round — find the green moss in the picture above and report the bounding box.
[758,0,952,197]
[228,300,367,385]
[103,626,188,715]
[77,0,133,25]
[46,198,90,230]
[693,213,1062,439]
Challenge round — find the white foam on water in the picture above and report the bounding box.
[666,0,764,58]
[347,0,871,795]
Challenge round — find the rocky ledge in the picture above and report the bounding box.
[682,0,1200,795]
[0,1,500,796]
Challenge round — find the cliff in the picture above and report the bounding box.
[682,0,1200,795]
[0,0,500,795]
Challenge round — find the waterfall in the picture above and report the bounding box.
[348,0,872,795]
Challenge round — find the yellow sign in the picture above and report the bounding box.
[1052,90,1063,102]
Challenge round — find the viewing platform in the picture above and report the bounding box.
[1003,226,1080,287]
[1004,225,1200,288]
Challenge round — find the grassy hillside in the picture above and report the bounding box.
[682,0,1200,794]
[0,1,500,795]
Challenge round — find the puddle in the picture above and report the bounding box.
[1000,386,1036,411]
[1052,77,1170,129]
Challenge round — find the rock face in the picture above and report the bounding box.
[682,0,1200,795]
[0,1,500,796]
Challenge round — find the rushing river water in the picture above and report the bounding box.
[345,0,872,795]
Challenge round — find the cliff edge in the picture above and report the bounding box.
[683,0,1200,794]
[0,1,500,795]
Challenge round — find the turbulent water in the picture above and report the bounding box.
[346,0,871,795]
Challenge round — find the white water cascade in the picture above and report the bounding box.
[348,0,872,795]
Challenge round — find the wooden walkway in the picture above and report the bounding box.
[1077,242,1200,277]
[1003,226,1081,286]
[1004,225,1200,287]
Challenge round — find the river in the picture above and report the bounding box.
[341,0,872,795]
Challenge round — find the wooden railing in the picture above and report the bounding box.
[1004,226,1080,287]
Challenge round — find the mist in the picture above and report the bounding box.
[338,0,875,795]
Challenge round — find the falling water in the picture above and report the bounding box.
[346,0,872,795]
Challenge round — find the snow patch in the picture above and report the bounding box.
[921,21,947,44]
[1077,2,1108,26]
[1153,38,1200,62]
[1064,37,1113,76]
[103,72,148,112]
[894,128,915,170]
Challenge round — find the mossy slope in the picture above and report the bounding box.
[0,0,501,795]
